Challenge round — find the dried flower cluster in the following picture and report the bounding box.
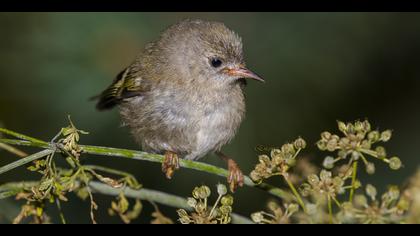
[2,118,420,224]
[108,192,142,224]
[317,120,401,174]
[403,169,420,223]
[300,170,348,203]
[250,138,306,183]
[251,201,299,224]
[177,184,233,224]
[60,116,89,159]
[249,120,414,224]
[338,184,408,223]
[3,118,142,224]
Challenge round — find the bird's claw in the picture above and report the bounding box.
[162,151,180,179]
[227,159,244,192]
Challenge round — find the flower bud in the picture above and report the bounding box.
[323,156,335,169]
[195,201,206,213]
[337,121,347,133]
[321,131,332,140]
[320,170,332,181]
[375,146,387,159]
[193,185,211,199]
[294,137,307,149]
[351,151,360,160]
[354,121,364,133]
[317,140,327,151]
[270,149,282,159]
[368,131,380,142]
[308,174,320,186]
[366,184,377,200]
[362,120,371,132]
[365,162,375,175]
[251,212,264,223]
[389,156,402,170]
[281,143,295,155]
[217,184,227,196]
[221,195,234,206]
[354,194,367,206]
[380,130,392,142]
[219,205,232,214]
[259,154,271,165]
[326,139,338,152]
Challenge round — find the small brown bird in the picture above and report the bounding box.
[95,19,264,192]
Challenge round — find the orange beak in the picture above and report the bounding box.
[223,67,265,83]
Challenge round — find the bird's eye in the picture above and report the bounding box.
[210,58,223,68]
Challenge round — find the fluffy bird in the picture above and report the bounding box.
[95,19,264,191]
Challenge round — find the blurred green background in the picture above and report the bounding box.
[1,12,420,223]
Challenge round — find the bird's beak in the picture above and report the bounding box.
[222,66,265,83]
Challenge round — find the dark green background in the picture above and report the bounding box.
[1,12,419,223]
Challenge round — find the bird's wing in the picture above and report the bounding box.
[95,66,146,110]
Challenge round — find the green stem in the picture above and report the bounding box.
[0,128,47,145]
[0,149,54,175]
[283,174,306,213]
[349,161,358,202]
[332,196,341,208]
[327,195,333,224]
[359,152,369,165]
[0,137,293,201]
[0,181,39,199]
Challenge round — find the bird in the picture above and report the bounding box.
[94,19,264,192]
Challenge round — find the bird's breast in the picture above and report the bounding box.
[121,85,245,160]
[184,88,246,160]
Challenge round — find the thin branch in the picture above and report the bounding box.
[0,128,47,145]
[349,160,358,202]
[0,149,54,175]
[0,143,27,157]
[0,136,293,201]
[0,181,253,224]
[92,182,255,224]
[0,181,39,199]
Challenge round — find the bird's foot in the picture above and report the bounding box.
[162,151,180,179]
[227,158,244,192]
[216,151,244,192]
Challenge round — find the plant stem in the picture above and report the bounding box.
[83,165,136,180]
[283,174,306,213]
[0,137,293,201]
[88,181,254,224]
[327,195,333,224]
[0,143,27,157]
[209,194,222,218]
[0,181,39,200]
[0,128,47,145]
[0,181,254,224]
[349,160,358,202]
[0,149,54,175]
[56,198,67,224]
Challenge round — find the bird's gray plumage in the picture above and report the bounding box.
[98,19,250,160]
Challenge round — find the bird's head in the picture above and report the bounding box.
[154,19,264,88]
